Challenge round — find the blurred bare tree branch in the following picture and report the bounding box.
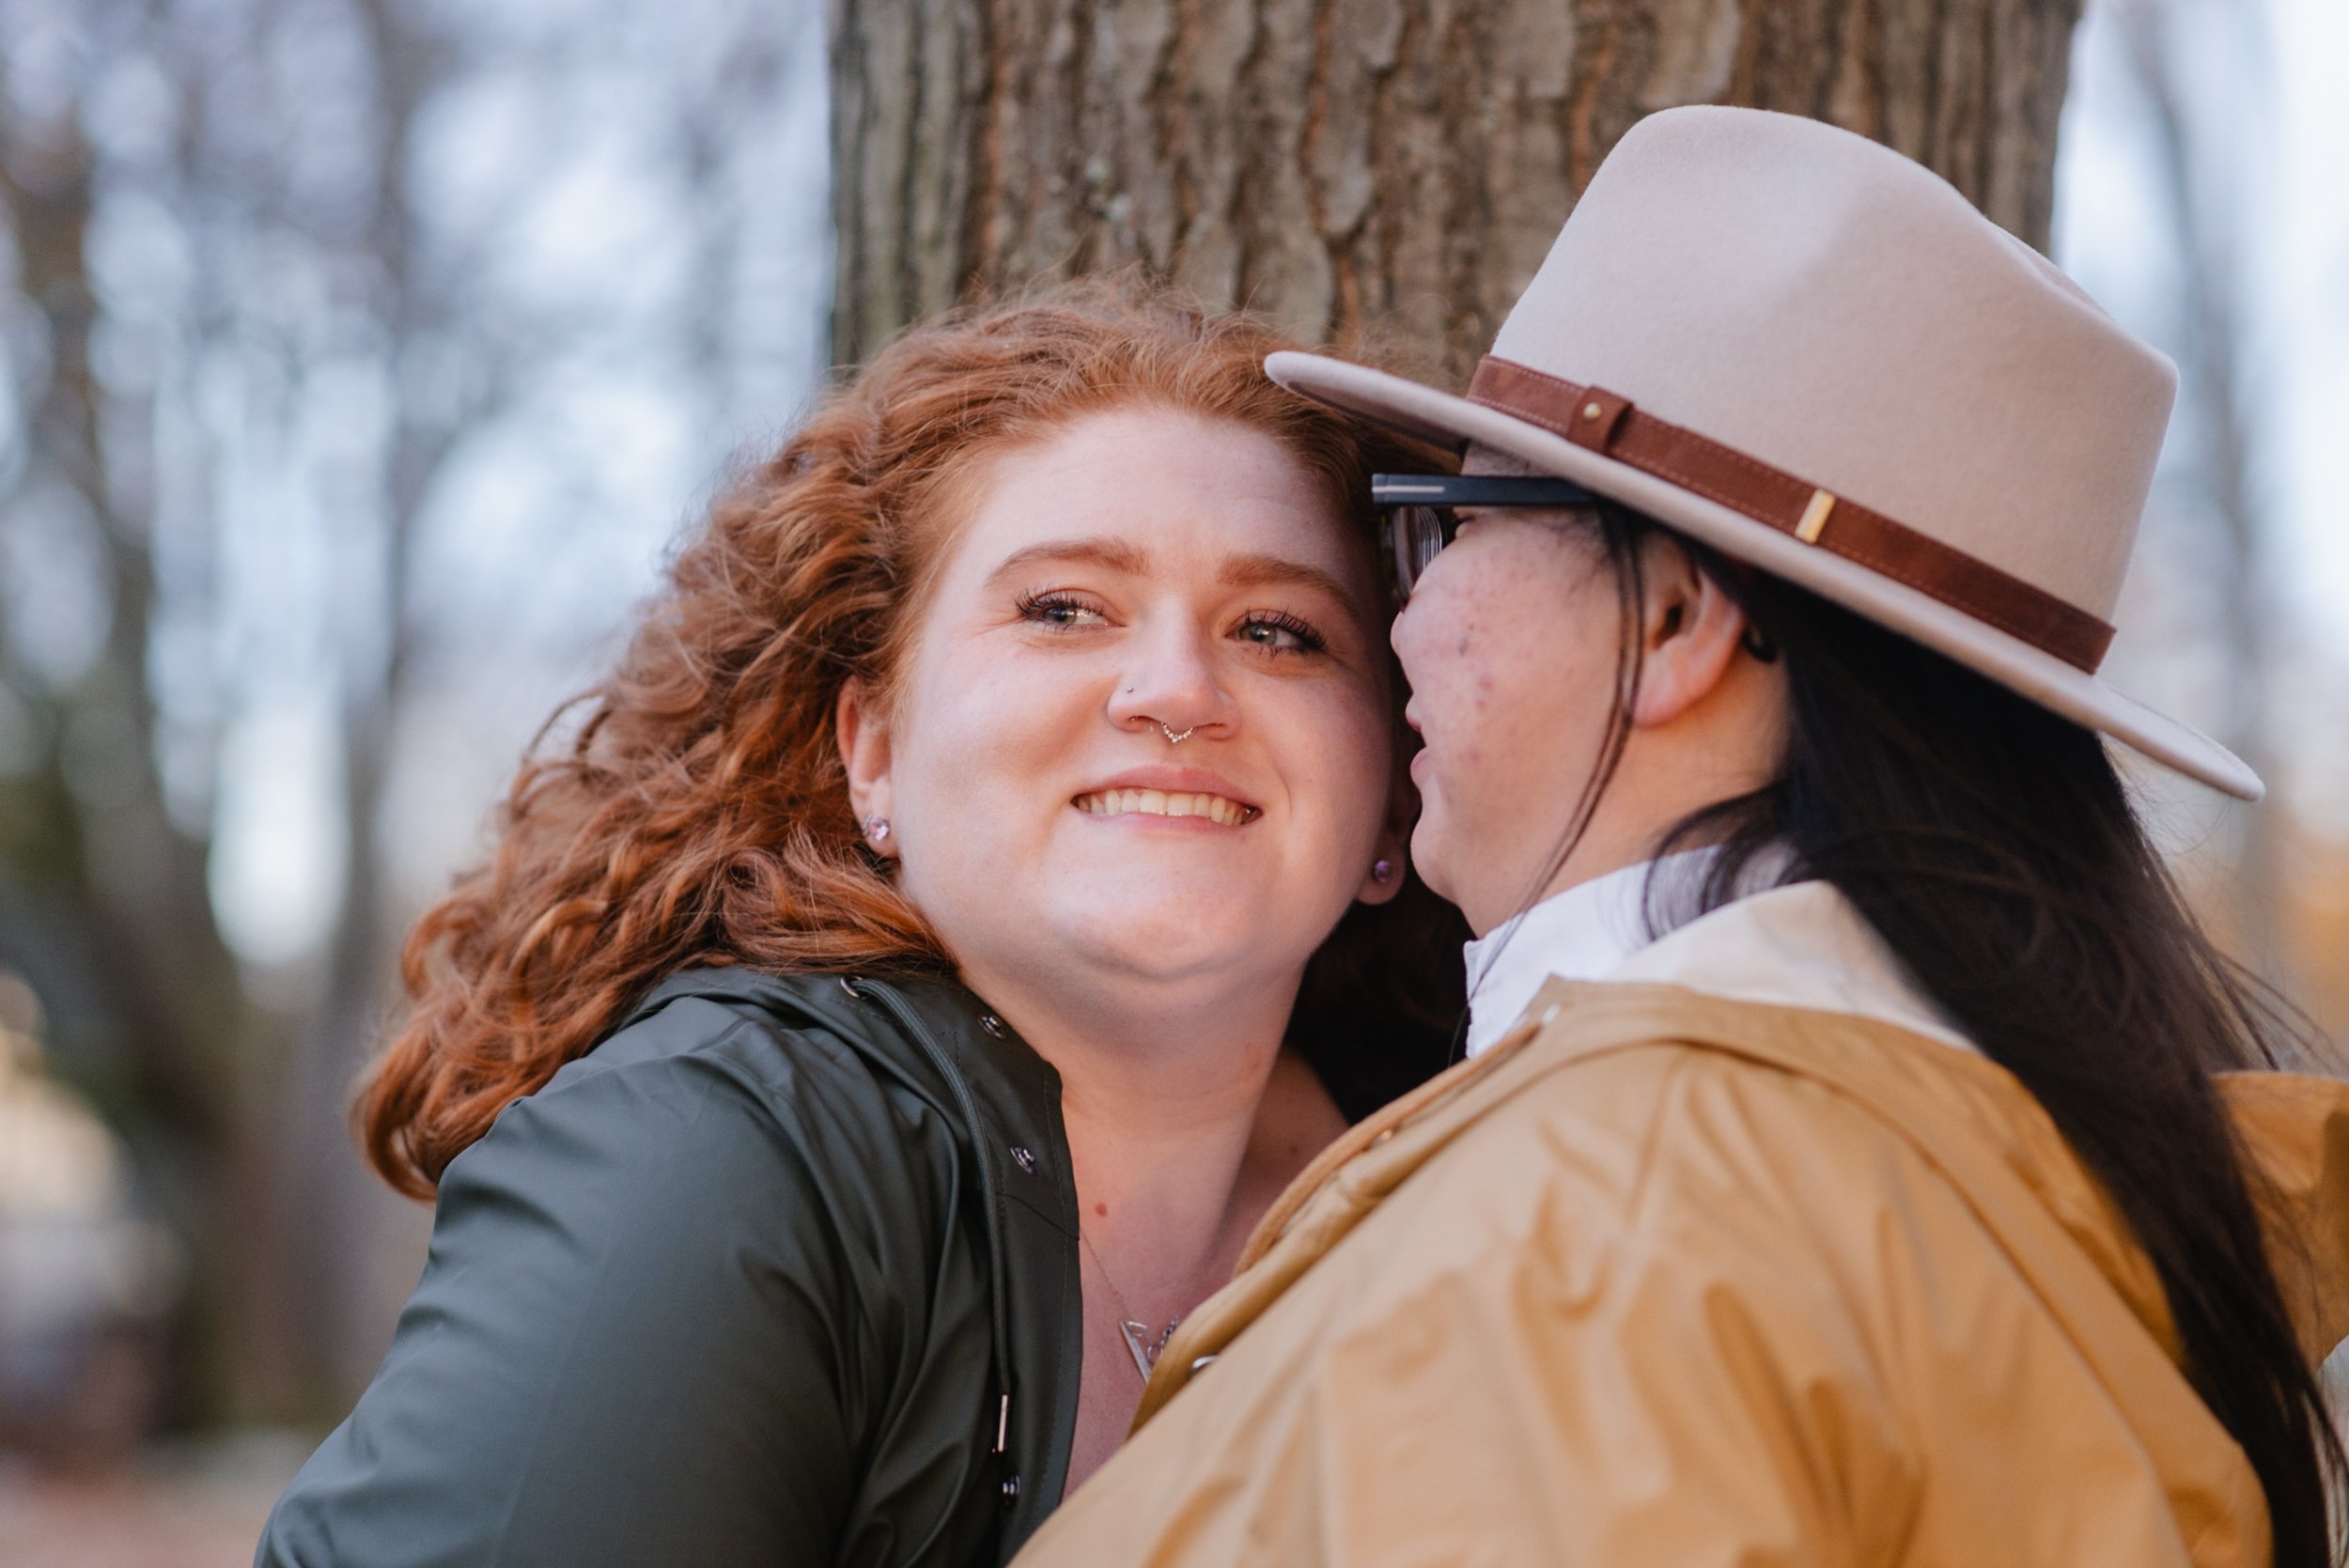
[2114,0,2284,983]
[1,0,826,1425]
[0,0,258,1422]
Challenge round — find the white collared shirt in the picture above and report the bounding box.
[1462,855,1974,1058]
[1462,856,1697,1058]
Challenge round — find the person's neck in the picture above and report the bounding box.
[955,954,1307,1290]
[1467,824,1658,939]
[1489,732,1772,935]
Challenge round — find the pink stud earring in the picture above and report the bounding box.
[1372,858,1395,882]
[863,817,892,845]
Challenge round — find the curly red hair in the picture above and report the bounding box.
[360,278,1465,1197]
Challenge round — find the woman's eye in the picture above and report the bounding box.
[1019,592,1108,629]
[1237,613,1326,656]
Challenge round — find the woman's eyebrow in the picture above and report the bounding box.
[1219,552,1354,605]
[985,537,1153,585]
[983,539,1355,608]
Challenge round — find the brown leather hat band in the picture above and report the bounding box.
[1466,356,2115,674]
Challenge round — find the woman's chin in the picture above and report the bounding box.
[1033,895,1307,990]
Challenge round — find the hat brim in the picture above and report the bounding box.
[1269,350,2262,801]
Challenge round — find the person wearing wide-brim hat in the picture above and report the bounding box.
[1013,106,2349,1568]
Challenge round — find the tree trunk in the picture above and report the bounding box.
[829,0,2083,368]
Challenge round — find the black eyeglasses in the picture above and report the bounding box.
[1372,474,1601,603]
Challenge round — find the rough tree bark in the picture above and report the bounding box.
[830,0,2083,369]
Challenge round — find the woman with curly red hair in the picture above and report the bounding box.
[255,281,1464,1568]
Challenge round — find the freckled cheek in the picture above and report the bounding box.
[1445,598,1569,771]
[900,651,1094,831]
[1426,607,1508,757]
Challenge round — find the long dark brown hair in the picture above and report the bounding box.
[1547,498,2342,1564]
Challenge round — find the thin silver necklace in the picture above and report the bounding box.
[1078,1226,1182,1381]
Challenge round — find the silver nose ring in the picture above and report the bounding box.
[1159,722,1196,745]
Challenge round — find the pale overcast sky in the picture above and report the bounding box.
[2059,0,2349,656]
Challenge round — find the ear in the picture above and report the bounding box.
[1628,538,1751,730]
[835,677,895,854]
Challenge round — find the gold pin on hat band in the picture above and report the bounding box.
[1796,489,1836,545]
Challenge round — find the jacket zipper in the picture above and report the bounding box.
[854,981,1022,1474]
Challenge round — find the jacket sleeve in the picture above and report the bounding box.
[256,1011,926,1568]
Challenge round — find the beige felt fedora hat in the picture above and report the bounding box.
[1270,105,2259,800]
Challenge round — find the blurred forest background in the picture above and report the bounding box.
[1,0,2344,1559]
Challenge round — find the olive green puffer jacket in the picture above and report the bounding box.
[256,967,1081,1568]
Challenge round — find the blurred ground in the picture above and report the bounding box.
[0,1432,307,1568]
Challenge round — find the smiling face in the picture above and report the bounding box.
[845,405,1404,1010]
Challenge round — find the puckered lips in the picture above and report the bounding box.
[1072,766,1262,828]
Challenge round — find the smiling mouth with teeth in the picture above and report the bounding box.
[1072,789,1259,827]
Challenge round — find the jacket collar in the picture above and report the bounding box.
[1143,913,2349,1437]
[1607,880,1973,1051]
[1467,862,1972,1059]
[1461,853,1690,1058]
[1140,983,2183,1435]
[621,966,1081,1551]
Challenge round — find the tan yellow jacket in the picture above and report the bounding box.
[1014,889,2349,1568]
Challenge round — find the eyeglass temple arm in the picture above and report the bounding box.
[1372,474,1601,507]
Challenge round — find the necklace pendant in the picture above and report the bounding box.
[1119,1318,1179,1380]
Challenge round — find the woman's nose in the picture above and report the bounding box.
[1105,624,1234,740]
